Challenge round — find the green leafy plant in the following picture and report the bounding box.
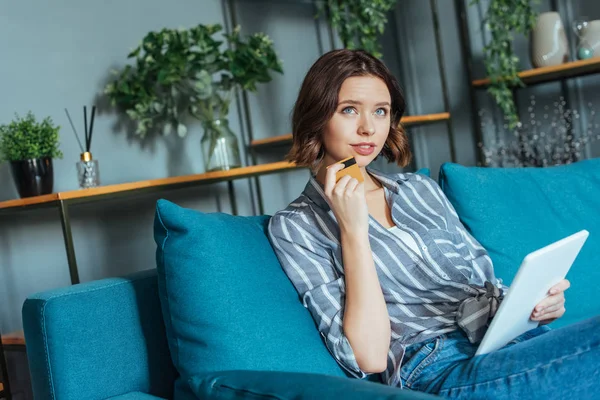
[105,24,283,138]
[471,0,539,129]
[0,111,63,162]
[318,0,398,59]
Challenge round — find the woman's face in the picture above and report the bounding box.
[321,75,392,168]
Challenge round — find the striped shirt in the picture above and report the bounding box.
[267,168,506,387]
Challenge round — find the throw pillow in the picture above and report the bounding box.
[154,200,345,398]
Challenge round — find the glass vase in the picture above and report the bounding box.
[200,118,242,172]
[76,152,100,189]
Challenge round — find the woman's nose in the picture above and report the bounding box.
[358,116,375,136]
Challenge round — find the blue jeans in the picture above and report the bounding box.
[400,315,600,399]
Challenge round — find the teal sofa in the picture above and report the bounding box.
[21,159,600,400]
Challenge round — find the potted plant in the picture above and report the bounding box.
[105,24,283,172]
[0,111,63,198]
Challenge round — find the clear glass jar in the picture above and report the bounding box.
[573,18,595,60]
[200,118,242,172]
[77,153,100,189]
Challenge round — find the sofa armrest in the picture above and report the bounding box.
[22,269,177,400]
[189,370,442,399]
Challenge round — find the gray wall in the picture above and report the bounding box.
[1,1,599,396]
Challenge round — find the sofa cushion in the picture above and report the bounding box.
[154,200,346,397]
[106,392,166,400]
[439,158,600,328]
[189,370,441,399]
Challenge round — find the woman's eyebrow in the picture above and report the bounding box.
[338,99,391,107]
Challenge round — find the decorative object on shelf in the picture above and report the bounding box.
[470,0,538,129]
[573,18,593,60]
[316,0,397,59]
[0,111,63,198]
[65,106,100,189]
[586,20,600,55]
[531,12,569,68]
[200,119,240,172]
[574,19,600,60]
[478,96,599,167]
[105,24,283,172]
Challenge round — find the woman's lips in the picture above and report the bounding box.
[350,144,375,156]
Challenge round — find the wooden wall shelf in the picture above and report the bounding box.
[0,161,300,211]
[251,112,451,148]
[1,331,25,347]
[472,57,600,88]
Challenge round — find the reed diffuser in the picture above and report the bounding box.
[65,106,100,189]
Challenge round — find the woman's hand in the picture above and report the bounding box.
[323,163,369,236]
[531,279,570,325]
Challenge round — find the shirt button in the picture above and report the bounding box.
[400,224,408,229]
[421,245,427,251]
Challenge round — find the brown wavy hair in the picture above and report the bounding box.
[286,49,412,171]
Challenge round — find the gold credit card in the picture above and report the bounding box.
[333,157,364,183]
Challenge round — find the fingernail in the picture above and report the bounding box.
[550,289,557,294]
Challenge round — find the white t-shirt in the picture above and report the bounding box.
[388,225,424,260]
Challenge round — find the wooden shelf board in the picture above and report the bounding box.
[0,161,300,211]
[0,193,59,210]
[1,331,25,346]
[252,133,293,148]
[401,112,450,126]
[472,57,600,88]
[251,112,451,148]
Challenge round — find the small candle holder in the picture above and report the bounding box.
[77,152,100,189]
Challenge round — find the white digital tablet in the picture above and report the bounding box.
[475,229,589,356]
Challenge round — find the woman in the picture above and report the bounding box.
[267,49,599,398]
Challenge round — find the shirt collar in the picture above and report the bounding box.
[303,166,410,211]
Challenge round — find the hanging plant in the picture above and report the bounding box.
[318,0,398,59]
[471,0,539,129]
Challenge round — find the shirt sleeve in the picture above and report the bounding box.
[267,212,369,379]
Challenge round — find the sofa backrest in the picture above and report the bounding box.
[440,158,600,328]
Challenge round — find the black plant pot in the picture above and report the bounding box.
[10,157,54,198]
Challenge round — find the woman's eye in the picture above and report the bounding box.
[342,107,357,114]
[374,108,387,116]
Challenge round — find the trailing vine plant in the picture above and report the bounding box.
[471,0,539,129]
[318,0,398,59]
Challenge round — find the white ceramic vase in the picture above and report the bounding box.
[530,12,570,68]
